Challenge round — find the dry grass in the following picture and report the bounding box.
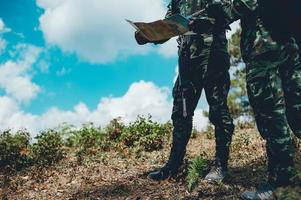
[1,126,300,200]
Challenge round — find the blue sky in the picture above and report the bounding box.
[0,0,212,134]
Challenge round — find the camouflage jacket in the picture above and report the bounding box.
[165,0,229,53]
[220,0,280,62]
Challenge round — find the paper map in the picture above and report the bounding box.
[126,14,190,42]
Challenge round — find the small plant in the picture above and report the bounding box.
[186,156,208,192]
[31,130,65,166]
[0,130,31,171]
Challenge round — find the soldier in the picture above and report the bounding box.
[135,0,235,183]
[208,0,301,198]
[257,0,301,139]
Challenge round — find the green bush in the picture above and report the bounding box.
[67,123,105,148]
[31,130,65,166]
[66,123,106,163]
[0,130,31,171]
[105,118,124,141]
[56,123,76,147]
[120,116,172,152]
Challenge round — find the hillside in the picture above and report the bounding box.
[0,120,300,200]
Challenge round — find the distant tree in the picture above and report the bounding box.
[227,28,252,120]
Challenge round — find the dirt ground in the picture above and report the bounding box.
[1,127,300,200]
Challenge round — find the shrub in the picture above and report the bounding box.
[56,123,76,147]
[67,123,106,163]
[31,130,65,166]
[0,130,31,171]
[105,118,124,141]
[186,156,208,192]
[120,116,172,152]
[67,123,105,148]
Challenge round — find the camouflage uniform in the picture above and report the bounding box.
[220,0,300,186]
[165,0,234,173]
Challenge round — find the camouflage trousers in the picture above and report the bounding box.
[246,41,301,186]
[168,35,234,170]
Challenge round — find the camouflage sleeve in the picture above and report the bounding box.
[165,2,173,18]
[165,0,180,18]
[231,0,258,18]
[206,0,258,25]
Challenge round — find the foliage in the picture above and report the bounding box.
[31,130,65,166]
[67,123,105,163]
[56,122,76,146]
[65,123,102,148]
[228,29,252,119]
[186,156,208,192]
[0,130,31,171]
[120,116,172,152]
[0,116,172,168]
[105,117,125,141]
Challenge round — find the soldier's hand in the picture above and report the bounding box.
[135,31,150,45]
[189,18,215,34]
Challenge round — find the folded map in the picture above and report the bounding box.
[126,14,190,42]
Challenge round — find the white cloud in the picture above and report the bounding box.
[0,96,38,133]
[36,0,65,9]
[0,19,7,55]
[0,81,208,136]
[37,60,50,73]
[94,81,172,123]
[0,18,11,34]
[0,96,19,120]
[56,66,71,76]
[157,38,178,58]
[0,19,4,31]
[36,0,177,64]
[193,109,209,131]
[0,38,6,55]
[37,81,173,130]
[0,45,41,102]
